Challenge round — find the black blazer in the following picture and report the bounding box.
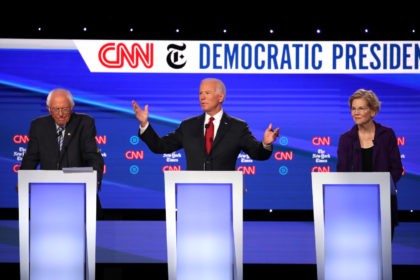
[139,112,272,170]
[20,112,104,188]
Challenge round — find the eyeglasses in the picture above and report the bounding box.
[351,106,369,113]
[49,107,72,114]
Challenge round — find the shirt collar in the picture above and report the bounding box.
[55,123,66,130]
[206,110,223,123]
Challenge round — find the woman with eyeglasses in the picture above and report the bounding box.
[336,88,403,239]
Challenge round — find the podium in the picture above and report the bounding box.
[164,171,243,280]
[18,169,97,280]
[311,172,394,280]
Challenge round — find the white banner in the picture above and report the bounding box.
[2,39,419,73]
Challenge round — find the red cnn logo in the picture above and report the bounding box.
[311,166,331,172]
[312,136,331,146]
[125,150,144,160]
[98,42,154,68]
[163,165,182,171]
[237,166,256,175]
[13,134,30,144]
[274,151,293,161]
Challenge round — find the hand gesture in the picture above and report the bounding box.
[263,123,280,145]
[132,100,149,127]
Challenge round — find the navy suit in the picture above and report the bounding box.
[20,112,104,186]
[139,112,272,170]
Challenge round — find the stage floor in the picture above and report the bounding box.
[1,220,419,264]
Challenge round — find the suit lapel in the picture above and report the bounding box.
[196,114,207,154]
[61,113,76,150]
[212,113,231,148]
[46,117,61,152]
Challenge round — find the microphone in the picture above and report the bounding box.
[205,124,209,129]
[203,159,212,170]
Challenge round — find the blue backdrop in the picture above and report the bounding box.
[1,43,419,211]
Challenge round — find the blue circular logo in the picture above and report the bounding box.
[130,136,140,145]
[278,165,288,175]
[130,165,139,174]
[279,136,288,146]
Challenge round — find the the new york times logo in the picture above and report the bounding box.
[166,43,187,69]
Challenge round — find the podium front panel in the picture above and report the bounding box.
[176,183,233,280]
[18,170,97,280]
[30,183,86,280]
[164,171,243,280]
[311,172,392,280]
[324,184,382,279]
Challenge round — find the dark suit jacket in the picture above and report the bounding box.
[336,121,403,230]
[20,112,104,188]
[139,112,272,170]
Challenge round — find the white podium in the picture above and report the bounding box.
[18,169,97,280]
[164,171,243,280]
[311,172,394,280]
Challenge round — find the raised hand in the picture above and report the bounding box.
[263,123,280,145]
[132,100,149,127]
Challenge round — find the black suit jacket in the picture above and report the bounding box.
[139,112,272,170]
[20,112,104,188]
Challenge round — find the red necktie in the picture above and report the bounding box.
[205,117,214,154]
